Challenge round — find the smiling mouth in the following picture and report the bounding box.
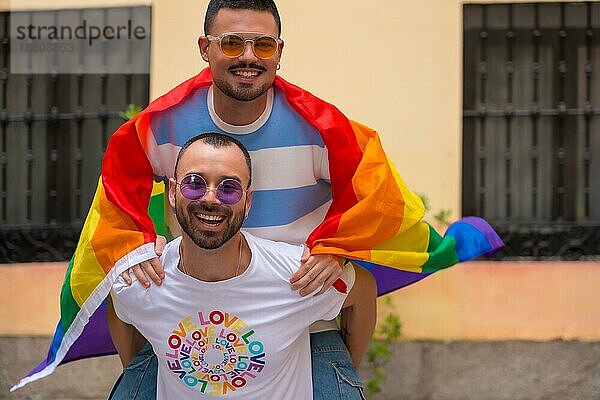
[194,213,226,225]
[231,69,261,78]
[229,63,266,78]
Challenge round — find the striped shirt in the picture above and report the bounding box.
[147,85,331,245]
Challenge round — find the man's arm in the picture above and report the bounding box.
[111,236,165,365]
[340,264,377,368]
[107,295,147,367]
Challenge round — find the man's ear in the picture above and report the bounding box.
[168,178,177,208]
[198,36,210,62]
[244,187,254,218]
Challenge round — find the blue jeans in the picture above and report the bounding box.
[108,331,364,399]
[311,330,366,400]
[108,342,157,400]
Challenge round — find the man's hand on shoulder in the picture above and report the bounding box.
[290,246,345,297]
[120,235,167,288]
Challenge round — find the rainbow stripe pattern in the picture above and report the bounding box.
[11,68,502,390]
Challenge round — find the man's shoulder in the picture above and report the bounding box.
[244,230,302,251]
[112,238,181,295]
[151,85,210,119]
[243,231,303,269]
[160,237,182,262]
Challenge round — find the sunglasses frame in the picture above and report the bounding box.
[174,173,246,205]
[206,31,282,59]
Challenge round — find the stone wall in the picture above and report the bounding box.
[2,338,599,400]
[362,341,600,400]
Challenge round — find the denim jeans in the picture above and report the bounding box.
[311,330,366,400]
[108,331,364,399]
[108,342,157,400]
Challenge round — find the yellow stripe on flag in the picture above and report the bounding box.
[70,178,108,307]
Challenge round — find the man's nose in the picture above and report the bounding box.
[202,187,221,204]
[238,40,258,62]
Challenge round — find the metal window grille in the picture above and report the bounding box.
[463,2,600,259]
[0,8,150,262]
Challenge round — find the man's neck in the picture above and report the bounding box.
[212,86,269,126]
[179,233,249,282]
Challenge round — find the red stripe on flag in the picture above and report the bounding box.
[332,278,348,294]
[273,76,363,248]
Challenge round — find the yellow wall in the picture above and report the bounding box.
[379,261,600,341]
[0,263,65,335]
[2,261,599,340]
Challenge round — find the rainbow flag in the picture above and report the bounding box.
[11,68,502,390]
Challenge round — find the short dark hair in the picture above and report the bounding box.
[204,0,282,36]
[174,133,252,187]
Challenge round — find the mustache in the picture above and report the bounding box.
[229,63,267,72]
[187,202,232,216]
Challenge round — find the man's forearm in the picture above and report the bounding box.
[340,265,377,368]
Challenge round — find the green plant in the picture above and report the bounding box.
[417,192,452,228]
[119,103,143,120]
[417,192,431,212]
[434,208,453,227]
[366,297,402,396]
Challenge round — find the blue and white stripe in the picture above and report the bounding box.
[147,86,332,245]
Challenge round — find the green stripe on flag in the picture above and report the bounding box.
[422,224,459,273]
[59,255,81,331]
[426,223,444,252]
[149,192,169,238]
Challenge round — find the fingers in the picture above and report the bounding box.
[120,269,132,286]
[310,259,344,296]
[300,245,310,262]
[298,267,330,297]
[127,257,164,288]
[314,273,341,297]
[155,235,167,256]
[143,258,164,285]
[292,254,345,297]
[290,247,313,284]
[290,256,317,289]
[149,256,165,281]
[131,264,150,288]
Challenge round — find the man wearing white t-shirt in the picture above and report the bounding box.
[111,133,373,399]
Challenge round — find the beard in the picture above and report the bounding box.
[213,63,272,102]
[175,199,245,250]
[213,77,272,102]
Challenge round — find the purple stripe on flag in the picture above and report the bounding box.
[27,302,117,379]
[27,321,64,376]
[355,260,433,296]
[63,302,117,363]
[460,216,504,255]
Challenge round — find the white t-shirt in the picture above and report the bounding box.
[112,231,354,400]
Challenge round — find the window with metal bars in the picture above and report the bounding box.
[463,2,600,259]
[0,8,150,262]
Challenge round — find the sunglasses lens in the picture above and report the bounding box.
[220,34,245,57]
[180,174,207,200]
[253,36,278,58]
[217,179,244,205]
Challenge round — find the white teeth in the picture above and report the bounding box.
[233,70,259,78]
[196,213,224,222]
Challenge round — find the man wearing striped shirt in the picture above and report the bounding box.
[108,1,376,399]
